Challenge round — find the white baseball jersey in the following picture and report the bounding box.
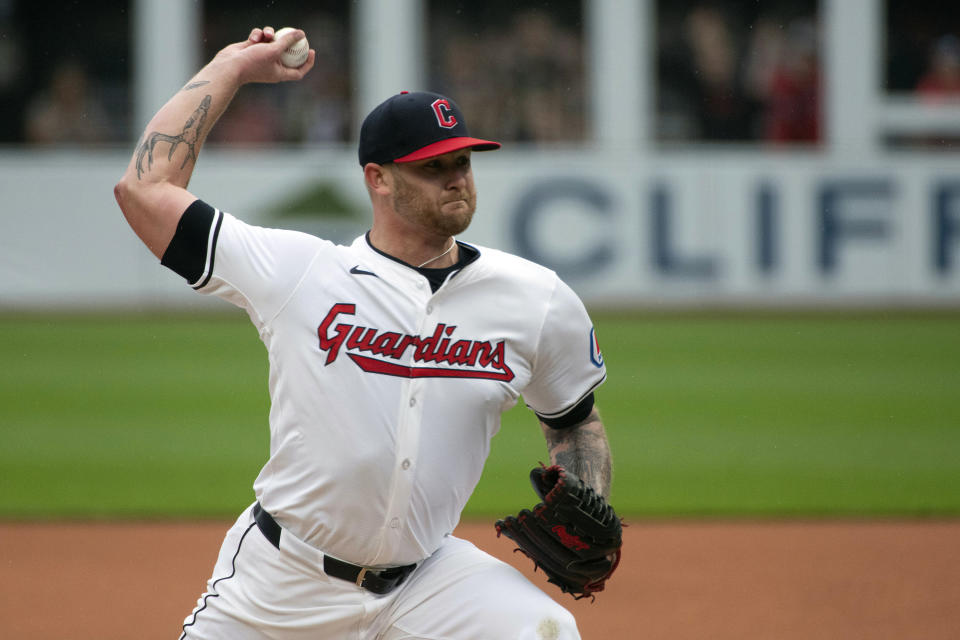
[162,200,606,568]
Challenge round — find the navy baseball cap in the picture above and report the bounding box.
[358,91,501,166]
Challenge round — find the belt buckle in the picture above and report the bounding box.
[355,567,369,588]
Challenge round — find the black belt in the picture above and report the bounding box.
[252,502,417,595]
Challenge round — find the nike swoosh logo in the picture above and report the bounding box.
[349,265,378,277]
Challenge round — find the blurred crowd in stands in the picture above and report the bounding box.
[201,2,353,146]
[657,0,822,144]
[886,0,960,102]
[0,0,956,148]
[1,0,128,145]
[427,1,585,144]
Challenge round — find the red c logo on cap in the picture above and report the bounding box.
[431,99,457,129]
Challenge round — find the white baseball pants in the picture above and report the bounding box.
[178,503,580,640]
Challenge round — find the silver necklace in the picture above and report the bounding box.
[417,238,456,268]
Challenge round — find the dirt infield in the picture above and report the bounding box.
[2,519,957,639]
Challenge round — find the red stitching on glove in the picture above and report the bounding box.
[551,524,590,551]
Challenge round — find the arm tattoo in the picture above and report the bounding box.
[183,80,210,91]
[135,95,212,179]
[542,408,613,498]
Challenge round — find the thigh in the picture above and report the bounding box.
[178,505,367,640]
[178,512,267,640]
[379,536,580,640]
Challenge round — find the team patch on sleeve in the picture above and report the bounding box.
[160,199,223,288]
[589,327,604,368]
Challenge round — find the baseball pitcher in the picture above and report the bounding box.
[115,27,621,640]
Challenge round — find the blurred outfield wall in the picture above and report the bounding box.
[1,148,959,310]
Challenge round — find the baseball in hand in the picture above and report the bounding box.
[275,27,309,68]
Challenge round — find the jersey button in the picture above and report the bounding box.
[426,304,434,314]
[390,517,400,528]
[409,398,416,407]
[402,458,411,470]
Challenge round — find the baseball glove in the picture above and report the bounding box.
[495,465,622,600]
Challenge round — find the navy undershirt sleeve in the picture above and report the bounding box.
[537,392,595,429]
[160,199,217,285]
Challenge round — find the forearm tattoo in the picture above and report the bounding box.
[543,409,613,498]
[135,95,212,179]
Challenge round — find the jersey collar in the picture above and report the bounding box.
[359,231,481,291]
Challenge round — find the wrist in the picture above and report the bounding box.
[202,53,245,88]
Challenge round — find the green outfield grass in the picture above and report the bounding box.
[1,310,959,519]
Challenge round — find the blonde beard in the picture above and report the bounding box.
[391,170,476,237]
